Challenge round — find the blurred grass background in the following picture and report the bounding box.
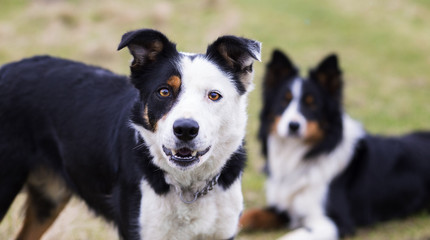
[0,0,429,239]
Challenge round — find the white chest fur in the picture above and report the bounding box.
[266,115,364,228]
[139,179,243,240]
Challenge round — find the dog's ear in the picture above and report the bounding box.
[258,50,297,158]
[206,36,261,93]
[263,49,298,91]
[117,29,177,70]
[310,54,342,98]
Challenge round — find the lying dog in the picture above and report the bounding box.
[240,49,430,240]
[0,28,261,240]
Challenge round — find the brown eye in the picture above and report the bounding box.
[305,95,314,105]
[208,91,222,101]
[159,88,170,97]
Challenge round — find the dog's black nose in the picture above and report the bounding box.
[289,121,300,132]
[173,118,199,141]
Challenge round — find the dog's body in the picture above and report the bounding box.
[240,50,430,240]
[0,29,261,240]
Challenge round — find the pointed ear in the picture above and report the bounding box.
[206,35,261,93]
[117,29,177,70]
[263,49,298,91]
[310,54,342,97]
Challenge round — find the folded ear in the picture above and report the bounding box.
[310,54,342,98]
[206,36,261,94]
[263,49,298,91]
[117,29,177,70]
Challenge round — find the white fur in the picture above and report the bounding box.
[266,115,365,240]
[135,53,253,239]
[276,78,307,137]
[139,178,243,240]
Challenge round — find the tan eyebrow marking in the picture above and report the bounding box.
[167,75,181,94]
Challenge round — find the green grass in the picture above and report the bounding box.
[1,0,430,239]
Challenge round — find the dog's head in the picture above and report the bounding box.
[259,49,343,158]
[118,29,261,173]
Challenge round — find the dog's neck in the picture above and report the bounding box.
[166,172,221,204]
[135,139,246,199]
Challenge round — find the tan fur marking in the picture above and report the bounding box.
[305,121,324,144]
[167,75,181,93]
[271,115,281,134]
[317,73,327,85]
[239,208,285,231]
[285,92,293,102]
[142,104,158,131]
[305,95,314,105]
[16,168,71,240]
[143,104,150,127]
[16,196,70,240]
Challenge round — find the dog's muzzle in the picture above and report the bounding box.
[162,145,211,168]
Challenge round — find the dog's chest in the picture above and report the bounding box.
[266,116,364,218]
[139,179,243,240]
[265,136,321,213]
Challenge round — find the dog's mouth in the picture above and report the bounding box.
[162,146,211,168]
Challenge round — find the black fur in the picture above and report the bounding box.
[258,49,298,158]
[259,50,344,167]
[260,49,430,238]
[327,132,430,237]
[0,55,142,239]
[305,54,343,158]
[218,145,247,190]
[118,29,182,132]
[0,28,251,239]
[206,35,261,95]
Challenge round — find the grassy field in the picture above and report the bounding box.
[1,0,429,239]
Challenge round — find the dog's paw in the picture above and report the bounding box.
[277,228,337,240]
[239,208,285,231]
[277,228,311,240]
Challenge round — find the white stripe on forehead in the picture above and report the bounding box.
[276,77,306,137]
[166,54,236,120]
[178,54,233,90]
[291,77,303,100]
[286,77,302,119]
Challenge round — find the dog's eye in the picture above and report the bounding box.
[305,95,314,105]
[158,88,171,97]
[208,91,222,101]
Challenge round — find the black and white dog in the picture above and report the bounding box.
[0,29,261,240]
[240,49,430,240]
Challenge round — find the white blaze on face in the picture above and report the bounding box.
[276,78,307,138]
[151,54,248,173]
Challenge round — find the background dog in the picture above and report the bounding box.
[0,29,261,240]
[240,49,430,240]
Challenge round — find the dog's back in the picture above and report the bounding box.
[0,56,139,227]
[327,131,430,236]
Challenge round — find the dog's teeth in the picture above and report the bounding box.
[192,151,197,156]
[172,150,177,155]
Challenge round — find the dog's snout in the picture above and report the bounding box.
[173,118,199,141]
[289,121,300,133]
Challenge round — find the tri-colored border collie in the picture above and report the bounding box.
[240,49,430,240]
[0,29,261,240]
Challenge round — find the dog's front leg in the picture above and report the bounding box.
[277,215,338,240]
